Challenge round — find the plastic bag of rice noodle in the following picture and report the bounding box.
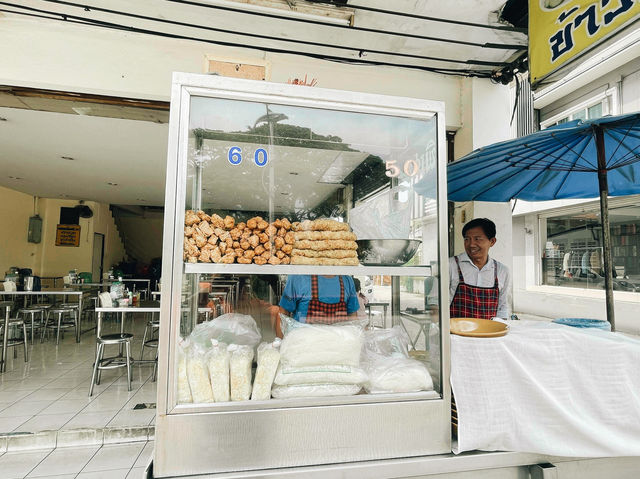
[177,338,193,404]
[229,344,254,401]
[186,342,214,404]
[206,339,230,402]
[273,364,367,386]
[251,339,281,400]
[279,323,363,368]
[271,383,361,399]
[364,356,433,394]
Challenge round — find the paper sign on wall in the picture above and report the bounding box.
[55,224,81,247]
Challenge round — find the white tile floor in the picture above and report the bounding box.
[0,311,157,436]
[0,440,153,478]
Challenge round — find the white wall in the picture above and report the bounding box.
[0,187,126,279]
[0,16,463,129]
[451,78,514,274]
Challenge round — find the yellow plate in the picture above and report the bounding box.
[450,317,508,338]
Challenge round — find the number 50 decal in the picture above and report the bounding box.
[385,159,419,177]
[227,146,269,167]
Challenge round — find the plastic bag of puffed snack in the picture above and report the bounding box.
[177,338,193,404]
[189,313,261,350]
[280,312,368,337]
[251,339,281,400]
[271,383,361,399]
[186,341,214,403]
[229,344,254,401]
[206,339,230,402]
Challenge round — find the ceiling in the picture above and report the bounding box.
[0,0,527,207]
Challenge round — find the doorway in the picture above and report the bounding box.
[92,232,105,282]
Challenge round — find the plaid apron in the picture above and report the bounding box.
[306,275,348,324]
[450,257,499,320]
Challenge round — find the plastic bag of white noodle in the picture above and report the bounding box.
[364,356,433,394]
[229,344,254,401]
[186,342,214,403]
[177,338,193,404]
[273,364,367,386]
[251,339,281,400]
[271,383,361,399]
[206,339,230,402]
[279,324,363,368]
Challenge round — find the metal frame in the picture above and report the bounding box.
[156,72,450,477]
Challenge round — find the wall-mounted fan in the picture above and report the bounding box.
[75,201,94,218]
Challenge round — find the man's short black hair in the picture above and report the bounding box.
[352,277,361,292]
[462,218,496,240]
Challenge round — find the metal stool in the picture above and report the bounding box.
[41,307,77,345]
[140,318,160,382]
[89,333,133,396]
[0,317,29,363]
[17,306,46,344]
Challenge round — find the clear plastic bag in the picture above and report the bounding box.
[189,313,261,350]
[229,344,254,401]
[177,338,193,404]
[206,339,230,402]
[274,364,367,386]
[279,324,363,368]
[186,342,214,403]
[251,339,281,400]
[280,313,368,336]
[363,356,433,394]
[363,326,410,359]
[271,383,362,399]
[348,185,413,239]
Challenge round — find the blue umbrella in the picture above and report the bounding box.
[447,112,640,331]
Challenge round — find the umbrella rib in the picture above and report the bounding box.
[550,138,588,198]
[601,117,640,166]
[604,125,640,168]
[548,130,598,170]
[501,135,591,171]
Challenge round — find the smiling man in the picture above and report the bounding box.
[449,218,511,320]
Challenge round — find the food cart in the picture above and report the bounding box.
[153,73,640,478]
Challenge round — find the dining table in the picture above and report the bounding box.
[0,290,87,342]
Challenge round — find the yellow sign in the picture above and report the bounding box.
[55,224,81,247]
[530,0,640,85]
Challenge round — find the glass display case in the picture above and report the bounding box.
[155,73,450,477]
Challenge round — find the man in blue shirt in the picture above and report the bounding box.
[279,275,360,334]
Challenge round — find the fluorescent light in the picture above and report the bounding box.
[204,0,354,26]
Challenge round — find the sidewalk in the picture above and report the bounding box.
[0,440,152,478]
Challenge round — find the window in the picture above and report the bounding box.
[541,203,640,292]
[540,87,618,129]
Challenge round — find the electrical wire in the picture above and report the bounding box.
[29,0,510,67]
[164,0,526,51]
[345,2,527,34]
[0,5,493,77]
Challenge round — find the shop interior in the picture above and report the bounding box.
[0,92,440,439]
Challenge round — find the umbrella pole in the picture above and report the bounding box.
[595,126,616,331]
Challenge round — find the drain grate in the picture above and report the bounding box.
[133,402,157,410]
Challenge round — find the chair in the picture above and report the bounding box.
[88,294,132,396]
[89,333,133,396]
[139,316,160,382]
[41,307,77,345]
[0,315,29,365]
[17,305,46,343]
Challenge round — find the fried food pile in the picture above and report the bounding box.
[290,219,359,265]
[184,210,293,264]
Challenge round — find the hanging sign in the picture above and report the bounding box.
[55,224,81,247]
[529,0,640,85]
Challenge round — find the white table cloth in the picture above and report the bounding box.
[451,320,640,457]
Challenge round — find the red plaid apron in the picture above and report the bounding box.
[450,257,499,320]
[306,275,348,324]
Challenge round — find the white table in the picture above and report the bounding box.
[0,290,86,342]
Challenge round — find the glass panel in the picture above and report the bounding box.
[542,204,640,292]
[176,95,442,408]
[571,109,587,121]
[587,102,603,119]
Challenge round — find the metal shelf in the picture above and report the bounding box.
[184,263,433,276]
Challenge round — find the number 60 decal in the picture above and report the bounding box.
[227,146,269,167]
[385,159,419,177]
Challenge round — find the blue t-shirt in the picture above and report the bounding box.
[279,275,360,323]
